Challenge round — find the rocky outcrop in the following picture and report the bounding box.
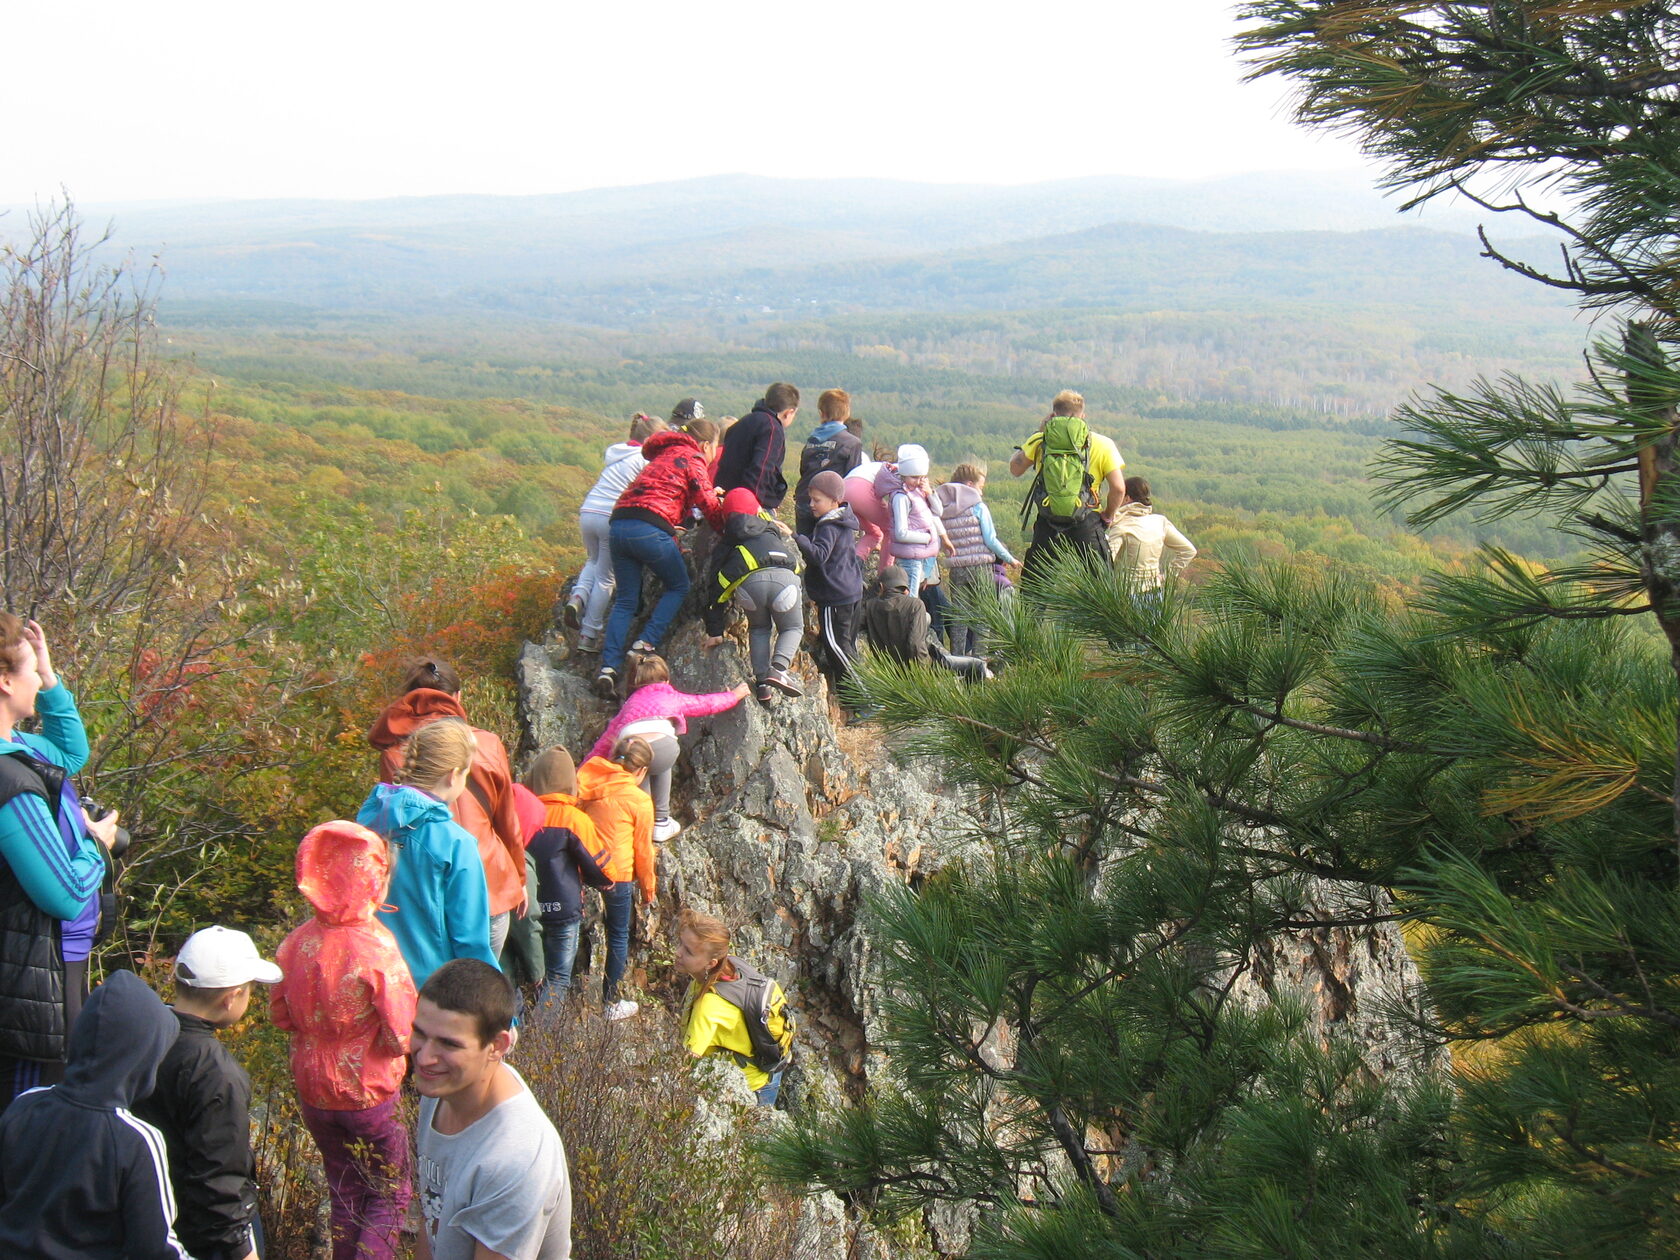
[517,618,1437,1256]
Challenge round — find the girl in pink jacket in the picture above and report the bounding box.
[588,653,748,843]
[271,820,417,1260]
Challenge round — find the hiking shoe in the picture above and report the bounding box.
[604,999,640,1022]
[562,595,584,630]
[766,668,802,697]
[575,634,602,654]
[756,682,775,704]
[654,817,682,844]
[593,668,618,699]
[630,639,657,656]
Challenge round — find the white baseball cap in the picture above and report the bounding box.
[175,926,283,988]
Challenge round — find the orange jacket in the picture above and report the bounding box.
[271,820,417,1110]
[575,756,656,904]
[367,689,525,917]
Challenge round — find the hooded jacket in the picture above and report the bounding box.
[935,482,1017,568]
[356,782,499,990]
[714,405,789,509]
[131,1007,260,1260]
[530,793,613,925]
[580,440,649,517]
[271,821,417,1110]
[0,969,192,1260]
[797,503,865,605]
[863,587,933,665]
[701,510,803,635]
[588,681,746,762]
[367,688,525,919]
[874,464,942,561]
[1107,502,1197,590]
[794,421,863,514]
[575,757,656,904]
[611,429,728,535]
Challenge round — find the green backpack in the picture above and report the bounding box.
[1022,414,1094,524]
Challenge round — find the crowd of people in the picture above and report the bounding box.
[0,382,1193,1259]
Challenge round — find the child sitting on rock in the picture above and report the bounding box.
[700,488,807,704]
[862,565,990,683]
[587,653,749,843]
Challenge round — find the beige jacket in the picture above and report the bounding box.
[1106,503,1196,589]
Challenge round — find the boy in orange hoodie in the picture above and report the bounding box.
[518,748,614,1011]
[366,658,527,955]
[575,737,656,1021]
[271,821,417,1260]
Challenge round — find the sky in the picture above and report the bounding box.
[6,1,1375,204]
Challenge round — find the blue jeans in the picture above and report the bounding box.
[755,1070,783,1108]
[896,554,938,597]
[605,518,691,670]
[538,918,582,1013]
[601,882,634,1004]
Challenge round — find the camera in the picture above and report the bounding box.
[80,799,131,858]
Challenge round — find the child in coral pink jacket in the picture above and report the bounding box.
[271,821,417,1260]
[589,653,748,844]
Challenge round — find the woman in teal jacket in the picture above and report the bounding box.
[355,717,499,989]
[0,615,122,1112]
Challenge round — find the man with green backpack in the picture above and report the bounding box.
[1009,390,1127,589]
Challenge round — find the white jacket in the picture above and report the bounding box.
[581,442,648,516]
[1106,503,1196,589]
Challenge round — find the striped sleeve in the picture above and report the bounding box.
[0,792,103,920]
[115,1109,194,1260]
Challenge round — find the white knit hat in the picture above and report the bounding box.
[896,443,930,478]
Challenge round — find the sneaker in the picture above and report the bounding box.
[654,817,682,844]
[593,668,618,699]
[630,639,657,656]
[756,682,775,704]
[562,595,584,630]
[766,668,802,697]
[576,634,602,654]
[604,999,640,1022]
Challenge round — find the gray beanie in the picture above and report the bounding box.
[809,470,846,502]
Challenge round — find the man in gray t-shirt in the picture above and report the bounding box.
[412,960,572,1260]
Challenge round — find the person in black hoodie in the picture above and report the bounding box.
[0,968,192,1260]
[134,925,282,1260]
[715,382,799,510]
[796,471,864,701]
[702,488,806,702]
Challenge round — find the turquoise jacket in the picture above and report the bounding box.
[356,782,499,990]
[0,683,102,927]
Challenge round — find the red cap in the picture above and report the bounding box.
[722,488,761,518]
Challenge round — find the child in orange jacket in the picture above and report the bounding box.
[271,821,417,1260]
[575,737,655,1021]
[518,748,614,1012]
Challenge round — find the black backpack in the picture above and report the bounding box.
[712,957,795,1074]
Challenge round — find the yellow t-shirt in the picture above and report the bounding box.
[682,980,789,1091]
[1020,429,1125,485]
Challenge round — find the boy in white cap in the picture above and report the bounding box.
[133,926,282,1260]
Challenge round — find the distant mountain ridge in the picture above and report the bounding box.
[0,170,1520,317]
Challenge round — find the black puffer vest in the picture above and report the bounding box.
[0,750,69,1062]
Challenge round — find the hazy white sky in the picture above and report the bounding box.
[7,1,1372,203]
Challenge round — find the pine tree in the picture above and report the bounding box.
[761,5,1680,1256]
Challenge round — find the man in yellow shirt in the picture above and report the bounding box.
[1009,390,1126,586]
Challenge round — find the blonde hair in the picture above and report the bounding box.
[395,718,475,790]
[629,413,667,443]
[1051,390,1085,417]
[949,462,987,486]
[629,653,670,689]
[677,907,733,996]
